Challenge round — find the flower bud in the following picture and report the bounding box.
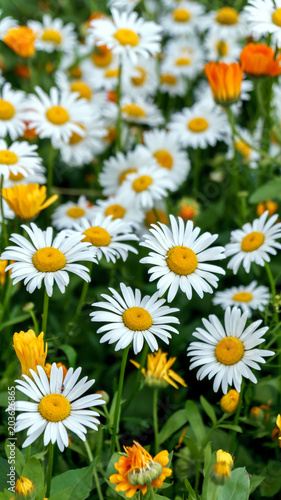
[220,389,239,413]
[15,476,35,497]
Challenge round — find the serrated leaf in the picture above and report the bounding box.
[217,468,250,500]
[200,396,217,425]
[50,462,94,500]
[185,400,206,446]
[159,409,188,445]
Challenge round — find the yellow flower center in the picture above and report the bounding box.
[166,246,198,275]
[69,125,85,144]
[119,168,137,185]
[82,226,111,246]
[160,73,177,85]
[272,8,281,27]
[46,106,69,125]
[235,140,251,159]
[131,67,147,86]
[215,337,244,365]
[70,80,92,100]
[121,103,146,118]
[114,28,139,46]
[216,7,239,25]
[41,28,62,45]
[66,206,86,218]
[0,150,18,165]
[92,50,112,67]
[175,57,191,66]
[123,306,153,331]
[154,150,174,169]
[32,247,67,272]
[241,231,265,252]
[132,175,153,192]
[188,117,209,133]
[104,68,119,79]
[105,204,126,219]
[9,171,24,181]
[173,8,191,22]
[38,393,71,422]
[145,208,168,227]
[216,40,229,57]
[232,292,253,303]
[0,100,15,120]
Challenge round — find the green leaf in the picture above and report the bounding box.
[218,424,242,433]
[185,400,206,446]
[217,468,250,500]
[203,442,212,477]
[260,460,281,497]
[49,488,72,500]
[0,457,14,494]
[158,409,188,445]
[0,314,30,332]
[184,478,197,500]
[50,462,95,500]
[201,451,217,500]
[250,475,265,494]
[182,436,201,459]
[60,344,77,368]
[249,178,281,203]
[5,440,25,476]
[22,457,44,498]
[200,396,217,425]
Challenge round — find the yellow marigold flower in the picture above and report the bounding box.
[204,61,243,105]
[15,476,34,496]
[0,259,10,286]
[44,362,67,380]
[1,183,58,220]
[211,450,233,485]
[109,441,172,498]
[3,26,36,58]
[131,349,187,389]
[220,389,240,413]
[13,329,47,376]
[257,200,278,217]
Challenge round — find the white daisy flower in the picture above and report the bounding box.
[71,214,139,263]
[204,33,242,63]
[1,223,95,297]
[141,130,190,191]
[140,215,225,303]
[118,165,170,209]
[121,56,158,98]
[121,97,164,126]
[159,70,187,97]
[225,211,281,274]
[187,306,274,394]
[28,14,77,54]
[0,9,17,39]
[161,1,205,36]
[168,101,229,149]
[4,171,47,187]
[200,7,248,40]
[0,83,27,140]
[109,0,141,11]
[99,146,156,196]
[12,363,105,452]
[213,281,270,316]
[55,70,108,110]
[90,283,179,354]
[226,125,261,169]
[162,39,204,79]
[26,86,92,143]
[92,195,145,227]
[89,8,162,64]
[0,140,44,181]
[243,0,281,46]
[52,196,96,230]
[80,44,121,92]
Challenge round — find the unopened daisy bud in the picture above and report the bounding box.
[22,302,35,312]
[15,476,34,497]
[4,26,36,58]
[220,389,240,413]
[210,450,233,485]
[205,61,243,106]
[177,198,200,221]
[257,200,278,217]
[13,330,47,376]
[96,390,110,404]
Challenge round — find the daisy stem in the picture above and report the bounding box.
[45,442,54,498]
[72,262,93,325]
[229,380,244,454]
[110,344,130,456]
[84,439,104,500]
[153,388,159,455]
[264,262,278,322]
[42,290,50,334]
[123,342,149,412]
[116,62,123,153]
[0,174,8,251]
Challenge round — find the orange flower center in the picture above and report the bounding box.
[104,68,119,79]
[166,246,198,275]
[66,207,86,218]
[215,337,244,365]
[114,28,139,46]
[132,67,147,86]
[46,106,69,125]
[216,7,239,25]
[132,175,153,192]
[70,80,92,100]
[32,247,66,272]
[0,100,15,120]
[145,208,168,228]
[119,168,137,185]
[123,307,153,331]
[188,117,209,133]
[160,73,177,85]
[105,204,126,219]
[82,226,111,246]
[154,150,173,169]
[175,57,191,66]
[232,292,253,303]
[272,8,281,27]
[9,171,24,181]
[235,140,251,159]
[241,231,265,252]
[122,103,146,118]
[38,393,71,421]
[92,49,112,67]
[173,8,191,22]
[41,28,62,45]
[216,40,229,57]
[0,150,18,165]
[69,125,85,144]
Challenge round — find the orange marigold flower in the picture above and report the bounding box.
[272,414,281,447]
[13,329,47,376]
[1,183,58,220]
[109,441,172,498]
[257,200,278,217]
[240,43,281,77]
[3,26,36,58]
[14,64,30,79]
[204,61,243,105]
[15,476,34,496]
[178,198,200,221]
[131,348,187,389]
[0,259,10,286]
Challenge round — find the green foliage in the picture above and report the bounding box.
[50,462,96,499]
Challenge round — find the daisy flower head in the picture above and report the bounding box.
[72,214,138,263]
[121,97,164,127]
[226,125,261,169]
[0,83,27,140]
[121,56,158,99]
[118,164,170,210]
[80,44,120,92]
[0,9,18,40]
[28,14,77,54]
[243,0,281,47]
[187,306,274,394]
[55,70,108,109]
[1,223,95,296]
[159,70,187,97]
[161,1,205,37]
[142,129,191,191]
[90,283,179,354]
[0,140,43,182]
[109,0,141,10]
[201,6,248,40]
[92,194,145,227]
[52,196,96,230]
[140,215,225,303]
[168,100,229,149]
[26,86,92,144]
[162,39,204,79]
[89,8,162,64]
[213,281,270,316]
[12,363,105,451]
[225,211,281,274]
[204,33,241,63]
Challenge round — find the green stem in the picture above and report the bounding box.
[45,442,54,498]
[93,464,104,500]
[229,381,244,454]
[116,62,123,152]
[153,388,159,455]
[211,485,219,500]
[148,484,156,499]
[0,174,8,251]
[110,345,130,456]
[25,445,31,461]
[194,455,201,494]
[123,343,148,412]
[72,262,93,324]
[84,437,94,462]
[41,290,50,334]
[29,309,39,335]
[226,107,239,198]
